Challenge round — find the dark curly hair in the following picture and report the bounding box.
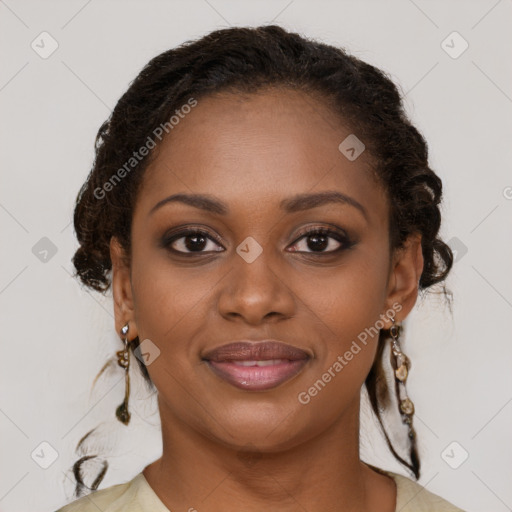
[69,24,453,498]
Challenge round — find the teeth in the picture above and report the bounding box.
[232,359,286,367]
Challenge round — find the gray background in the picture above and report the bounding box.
[1,1,511,511]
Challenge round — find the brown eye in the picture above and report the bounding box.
[163,229,224,254]
[289,228,354,254]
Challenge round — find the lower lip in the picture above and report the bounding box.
[205,359,309,391]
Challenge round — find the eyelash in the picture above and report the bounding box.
[162,226,355,256]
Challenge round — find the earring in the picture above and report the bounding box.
[115,323,131,425]
[389,315,415,440]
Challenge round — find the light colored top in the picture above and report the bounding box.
[55,468,465,511]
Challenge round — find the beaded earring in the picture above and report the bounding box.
[115,323,131,425]
[389,315,415,440]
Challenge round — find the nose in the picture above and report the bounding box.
[217,247,296,325]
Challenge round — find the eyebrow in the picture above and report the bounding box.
[149,190,368,221]
[280,191,368,221]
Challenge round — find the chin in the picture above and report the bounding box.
[213,406,309,450]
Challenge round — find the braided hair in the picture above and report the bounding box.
[70,24,453,497]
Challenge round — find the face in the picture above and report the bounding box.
[111,88,423,452]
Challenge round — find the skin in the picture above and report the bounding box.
[110,88,423,512]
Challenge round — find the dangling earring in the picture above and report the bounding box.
[389,315,415,440]
[115,323,131,425]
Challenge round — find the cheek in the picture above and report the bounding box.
[292,266,387,423]
[129,245,213,350]
[289,251,390,393]
[130,260,212,399]
[293,254,389,338]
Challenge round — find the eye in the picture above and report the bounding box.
[288,227,353,254]
[163,228,224,254]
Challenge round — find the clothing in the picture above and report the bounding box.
[55,467,465,511]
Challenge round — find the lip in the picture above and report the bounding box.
[203,340,311,391]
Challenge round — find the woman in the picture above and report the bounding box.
[56,24,464,511]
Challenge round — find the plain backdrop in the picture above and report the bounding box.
[1,1,511,511]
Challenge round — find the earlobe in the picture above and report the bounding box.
[110,236,138,338]
[383,233,424,327]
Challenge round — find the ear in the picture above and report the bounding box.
[382,232,424,328]
[110,236,138,339]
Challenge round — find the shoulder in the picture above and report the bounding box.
[384,469,466,511]
[54,473,169,512]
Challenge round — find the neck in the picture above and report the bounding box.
[142,394,394,512]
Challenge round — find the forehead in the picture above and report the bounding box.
[136,88,388,224]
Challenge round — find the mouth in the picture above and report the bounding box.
[202,340,311,391]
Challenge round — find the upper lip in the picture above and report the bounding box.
[203,340,311,362]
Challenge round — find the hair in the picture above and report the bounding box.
[69,24,453,498]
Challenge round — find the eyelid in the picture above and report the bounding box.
[161,226,225,255]
[162,223,354,255]
[288,225,354,254]
[292,224,350,241]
